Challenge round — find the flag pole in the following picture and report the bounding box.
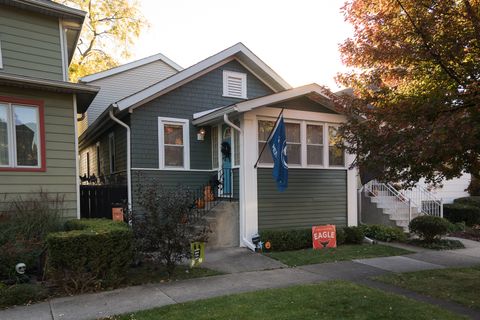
[254,108,285,168]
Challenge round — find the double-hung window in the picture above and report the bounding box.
[0,99,45,171]
[158,117,190,169]
[257,118,345,168]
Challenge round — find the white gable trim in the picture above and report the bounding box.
[115,43,292,112]
[80,53,183,82]
[192,83,337,125]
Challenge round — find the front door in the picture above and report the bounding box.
[221,125,232,195]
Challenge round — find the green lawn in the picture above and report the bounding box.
[376,266,480,309]
[264,244,412,266]
[111,281,464,320]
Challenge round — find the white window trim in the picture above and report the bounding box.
[0,40,3,69]
[0,103,42,169]
[256,116,346,170]
[108,132,115,174]
[223,70,247,99]
[158,117,190,170]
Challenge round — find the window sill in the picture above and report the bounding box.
[0,166,45,172]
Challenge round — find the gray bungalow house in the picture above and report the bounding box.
[78,43,357,249]
[0,0,99,219]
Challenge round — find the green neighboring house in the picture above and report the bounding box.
[79,43,358,249]
[0,0,98,219]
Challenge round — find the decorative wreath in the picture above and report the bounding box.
[221,142,231,160]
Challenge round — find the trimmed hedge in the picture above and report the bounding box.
[409,216,450,242]
[343,226,365,244]
[360,224,407,242]
[46,219,133,293]
[260,227,350,252]
[453,196,480,208]
[259,229,311,251]
[444,203,480,227]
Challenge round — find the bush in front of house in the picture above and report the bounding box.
[343,226,365,244]
[0,283,49,309]
[260,227,349,251]
[444,203,480,227]
[133,183,210,276]
[409,215,450,242]
[259,229,312,251]
[360,224,407,242]
[453,196,480,208]
[46,219,133,294]
[0,191,65,282]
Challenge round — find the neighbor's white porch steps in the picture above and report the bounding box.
[363,180,443,232]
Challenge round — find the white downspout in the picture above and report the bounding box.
[109,108,132,211]
[224,114,255,250]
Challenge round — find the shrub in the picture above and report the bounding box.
[343,226,365,244]
[336,228,346,245]
[360,224,407,242]
[443,203,480,227]
[259,229,312,251]
[0,191,65,281]
[133,184,210,275]
[0,283,49,308]
[453,196,480,209]
[409,215,450,242]
[447,221,466,233]
[46,219,133,294]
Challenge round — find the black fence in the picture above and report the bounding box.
[80,185,127,219]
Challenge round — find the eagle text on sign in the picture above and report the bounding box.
[312,225,337,249]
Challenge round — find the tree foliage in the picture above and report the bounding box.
[336,0,480,186]
[55,0,148,82]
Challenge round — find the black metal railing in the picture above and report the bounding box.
[191,168,234,220]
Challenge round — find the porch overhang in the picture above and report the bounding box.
[192,83,340,126]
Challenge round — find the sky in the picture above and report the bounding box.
[130,0,353,91]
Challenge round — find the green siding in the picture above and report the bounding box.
[257,168,347,230]
[0,87,77,218]
[0,5,64,80]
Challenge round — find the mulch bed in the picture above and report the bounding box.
[449,229,480,242]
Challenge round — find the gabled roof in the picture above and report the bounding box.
[112,43,292,111]
[193,83,339,125]
[80,52,183,83]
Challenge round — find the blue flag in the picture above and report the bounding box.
[268,115,288,191]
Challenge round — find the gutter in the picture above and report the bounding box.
[223,114,256,250]
[109,108,132,212]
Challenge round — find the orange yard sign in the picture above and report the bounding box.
[112,207,124,222]
[312,225,337,249]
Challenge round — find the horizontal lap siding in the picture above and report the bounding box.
[131,170,215,213]
[257,168,347,230]
[131,60,273,170]
[0,6,63,81]
[0,88,77,218]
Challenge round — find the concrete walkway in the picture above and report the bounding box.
[2,241,480,320]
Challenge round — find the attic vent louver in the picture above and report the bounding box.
[223,70,247,99]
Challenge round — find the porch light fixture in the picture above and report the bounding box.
[197,127,206,141]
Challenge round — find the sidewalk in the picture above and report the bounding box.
[2,240,480,320]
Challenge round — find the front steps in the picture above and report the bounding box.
[204,201,239,248]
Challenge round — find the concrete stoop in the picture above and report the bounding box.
[204,201,239,248]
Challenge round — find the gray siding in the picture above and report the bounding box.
[257,168,347,230]
[79,117,128,184]
[83,60,178,130]
[232,168,239,199]
[131,170,215,212]
[0,87,77,218]
[131,60,274,169]
[0,5,63,80]
[269,96,337,114]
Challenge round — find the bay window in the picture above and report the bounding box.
[0,100,44,171]
[158,117,190,169]
[257,118,345,168]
